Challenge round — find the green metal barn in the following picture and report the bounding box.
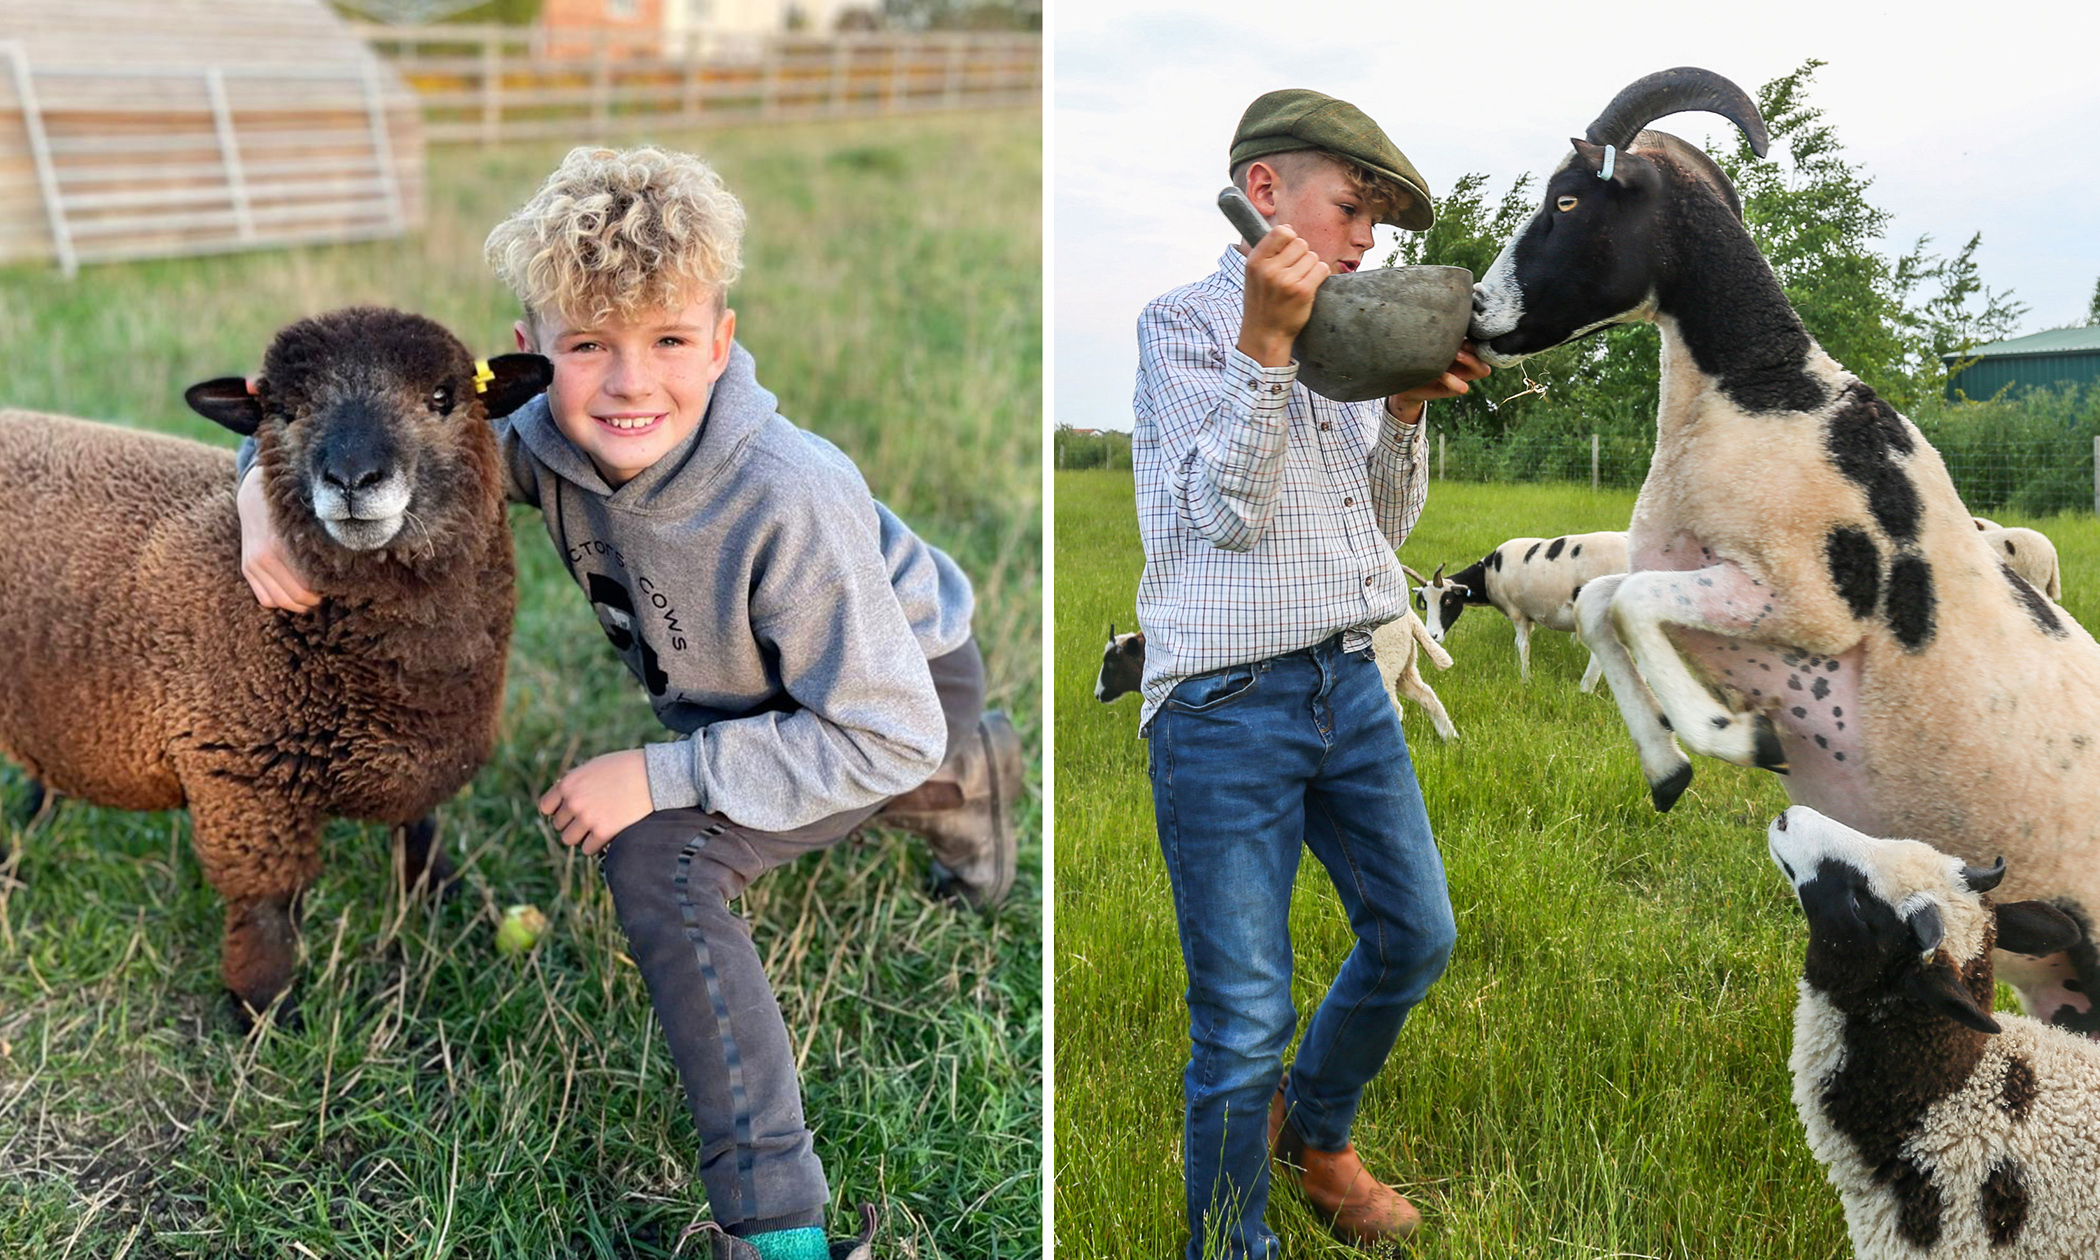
[1943,326,2100,400]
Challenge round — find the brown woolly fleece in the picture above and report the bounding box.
[0,308,523,1017]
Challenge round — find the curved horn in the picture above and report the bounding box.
[1400,563,1430,587]
[1107,622,1117,642]
[1432,562,1446,584]
[1585,67,1769,159]
[1959,856,2007,894]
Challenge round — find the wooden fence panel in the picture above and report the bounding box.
[351,24,1040,147]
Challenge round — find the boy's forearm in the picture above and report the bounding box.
[1368,404,1428,548]
[642,699,945,832]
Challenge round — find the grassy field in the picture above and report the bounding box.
[0,110,1039,1259]
[1052,468,2100,1259]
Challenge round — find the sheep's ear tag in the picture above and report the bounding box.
[475,353,554,418]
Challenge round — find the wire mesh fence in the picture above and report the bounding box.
[1427,431,2100,515]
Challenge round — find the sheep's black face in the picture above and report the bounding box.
[218,308,547,563]
[265,314,482,553]
[1095,631,1146,703]
[1766,806,2031,1034]
[1429,585,1468,640]
[1470,141,1667,369]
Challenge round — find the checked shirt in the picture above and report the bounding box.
[1132,246,1429,731]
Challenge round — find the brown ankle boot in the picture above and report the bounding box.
[1270,1082,1422,1247]
[877,710,1022,908]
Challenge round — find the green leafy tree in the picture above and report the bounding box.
[2087,277,2100,326]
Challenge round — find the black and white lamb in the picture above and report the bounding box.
[1767,805,2098,1258]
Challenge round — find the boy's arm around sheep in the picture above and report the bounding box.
[234,411,545,611]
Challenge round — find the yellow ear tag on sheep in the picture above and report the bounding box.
[474,360,495,394]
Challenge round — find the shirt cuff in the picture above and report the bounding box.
[1226,346,1296,417]
[643,738,705,812]
[1379,402,1426,453]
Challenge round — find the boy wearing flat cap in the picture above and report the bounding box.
[1131,88,1488,1258]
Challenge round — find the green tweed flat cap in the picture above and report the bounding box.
[1230,88,1434,231]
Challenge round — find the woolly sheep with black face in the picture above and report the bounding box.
[0,307,550,1026]
[1769,807,2099,1259]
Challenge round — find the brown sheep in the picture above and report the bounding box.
[0,307,549,1022]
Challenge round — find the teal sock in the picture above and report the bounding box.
[745,1226,829,1260]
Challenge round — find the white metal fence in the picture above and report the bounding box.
[352,23,1041,146]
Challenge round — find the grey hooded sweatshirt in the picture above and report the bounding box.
[245,342,974,832]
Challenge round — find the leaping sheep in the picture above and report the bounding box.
[0,308,550,1023]
[1768,806,2097,1258]
[1469,66,2100,1033]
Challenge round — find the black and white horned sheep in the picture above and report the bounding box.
[1415,531,1627,687]
[0,308,549,1021]
[1470,67,2100,1033]
[1768,805,2098,1258]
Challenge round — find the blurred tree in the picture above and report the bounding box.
[2087,276,2100,326]
[880,0,1037,30]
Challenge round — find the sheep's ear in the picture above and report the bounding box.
[1900,957,2002,1035]
[1996,900,2083,958]
[186,377,264,436]
[476,353,554,418]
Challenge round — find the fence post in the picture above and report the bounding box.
[2092,435,2098,515]
[481,28,501,147]
[682,40,700,122]
[761,38,781,120]
[590,29,610,139]
[944,35,965,107]
[1592,433,1600,491]
[1438,429,1445,481]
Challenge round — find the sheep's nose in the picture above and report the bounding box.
[1471,288,1486,314]
[322,460,387,492]
[1774,810,1790,832]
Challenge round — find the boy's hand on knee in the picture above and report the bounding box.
[237,464,320,612]
[539,749,653,855]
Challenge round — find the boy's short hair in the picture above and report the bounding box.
[485,145,746,326]
[1230,149,1414,225]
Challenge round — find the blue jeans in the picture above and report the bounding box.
[1148,635,1456,1260]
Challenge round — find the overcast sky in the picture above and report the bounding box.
[1052,0,2100,432]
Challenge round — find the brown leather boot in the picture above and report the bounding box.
[876,710,1022,908]
[1270,1080,1422,1247]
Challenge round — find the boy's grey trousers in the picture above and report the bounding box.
[598,640,985,1235]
